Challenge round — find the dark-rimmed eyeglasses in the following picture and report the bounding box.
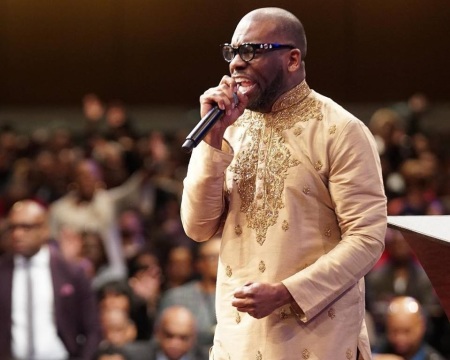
[221,43,295,63]
[6,222,43,232]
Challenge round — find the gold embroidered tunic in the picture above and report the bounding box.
[181,81,387,360]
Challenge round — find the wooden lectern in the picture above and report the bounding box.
[387,215,450,319]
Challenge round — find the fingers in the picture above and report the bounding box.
[200,75,245,117]
[232,283,255,312]
[233,282,254,298]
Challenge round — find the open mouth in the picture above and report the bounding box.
[235,78,256,95]
[238,81,255,94]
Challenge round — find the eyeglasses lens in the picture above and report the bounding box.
[222,45,235,62]
[239,44,255,62]
[222,44,256,62]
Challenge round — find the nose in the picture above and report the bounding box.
[229,52,248,73]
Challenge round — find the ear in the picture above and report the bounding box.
[287,48,301,72]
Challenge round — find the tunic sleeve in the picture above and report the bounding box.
[283,118,387,321]
[181,141,234,242]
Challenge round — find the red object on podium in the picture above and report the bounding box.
[388,215,450,319]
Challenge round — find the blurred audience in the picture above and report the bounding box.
[119,208,146,262]
[127,247,163,340]
[158,236,220,358]
[366,229,444,344]
[1,91,450,359]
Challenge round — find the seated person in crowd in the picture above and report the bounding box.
[373,296,446,360]
[162,245,195,291]
[124,305,203,360]
[97,280,152,341]
[100,308,137,348]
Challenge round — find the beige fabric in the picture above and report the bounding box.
[181,82,386,360]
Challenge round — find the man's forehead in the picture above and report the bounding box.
[232,18,278,44]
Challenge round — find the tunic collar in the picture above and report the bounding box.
[271,80,311,112]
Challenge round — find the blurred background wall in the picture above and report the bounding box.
[0,0,449,133]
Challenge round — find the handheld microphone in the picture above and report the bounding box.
[181,93,239,153]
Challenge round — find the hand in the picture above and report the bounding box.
[200,75,248,149]
[231,282,293,319]
[128,267,162,305]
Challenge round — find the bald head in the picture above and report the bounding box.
[7,200,49,257]
[9,200,47,219]
[229,8,307,112]
[156,306,197,360]
[388,296,423,317]
[239,8,307,60]
[157,305,197,333]
[385,297,426,358]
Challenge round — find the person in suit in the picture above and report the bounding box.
[0,200,101,360]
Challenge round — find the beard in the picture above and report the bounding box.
[246,67,284,113]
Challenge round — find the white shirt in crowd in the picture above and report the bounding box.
[12,245,69,360]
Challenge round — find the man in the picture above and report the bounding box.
[49,158,132,289]
[373,296,445,360]
[159,236,221,358]
[124,306,203,360]
[181,7,387,360]
[100,308,137,348]
[0,200,101,360]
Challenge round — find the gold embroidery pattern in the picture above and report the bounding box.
[272,81,311,112]
[302,349,310,359]
[230,84,322,245]
[282,220,289,231]
[235,225,242,236]
[235,312,241,324]
[325,227,331,237]
[226,265,232,277]
[256,351,262,360]
[314,160,323,171]
[328,307,336,319]
[329,125,337,134]
[280,308,289,319]
[346,349,353,359]
[303,185,310,195]
[293,127,303,136]
[259,260,266,273]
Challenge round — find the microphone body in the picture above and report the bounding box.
[182,106,224,153]
[182,93,238,153]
